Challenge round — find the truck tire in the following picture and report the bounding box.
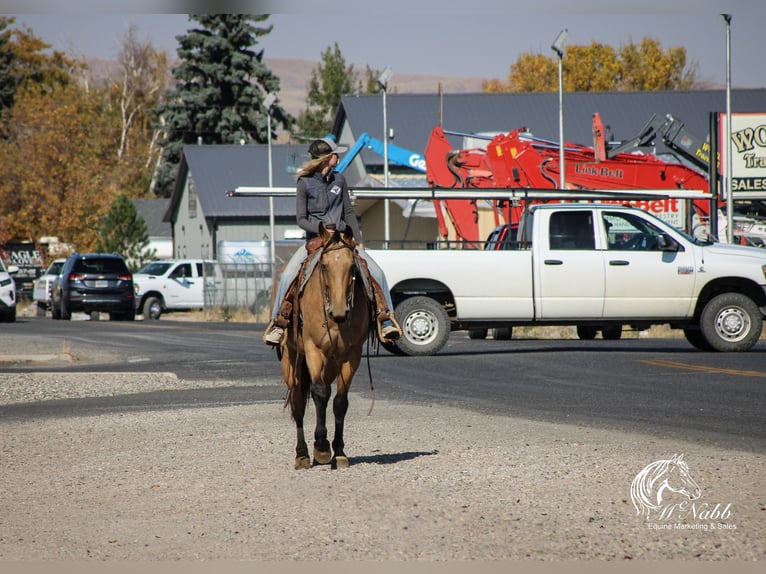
[51,300,61,320]
[699,292,763,352]
[142,296,163,320]
[683,327,714,351]
[601,325,622,340]
[576,326,598,340]
[492,327,513,340]
[394,296,450,356]
[468,328,488,340]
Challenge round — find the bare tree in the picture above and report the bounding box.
[115,25,168,161]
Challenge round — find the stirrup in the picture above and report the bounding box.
[263,324,285,346]
[379,318,402,342]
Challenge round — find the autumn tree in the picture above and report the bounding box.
[295,42,357,139]
[483,37,697,93]
[0,82,120,252]
[95,194,155,269]
[619,37,696,91]
[151,14,291,197]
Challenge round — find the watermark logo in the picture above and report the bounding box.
[630,454,736,531]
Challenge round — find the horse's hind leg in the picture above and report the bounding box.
[286,357,311,470]
[310,379,333,465]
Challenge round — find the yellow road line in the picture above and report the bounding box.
[639,359,766,378]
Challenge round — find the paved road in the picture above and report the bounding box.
[3,316,765,451]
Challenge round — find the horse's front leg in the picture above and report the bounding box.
[332,356,360,468]
[307,351,334,465]
[310,380,333,465]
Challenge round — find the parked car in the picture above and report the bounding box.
[0,259,19,323]
[32,258,66,315]
[133,259,224,320]
[51,253,135,321]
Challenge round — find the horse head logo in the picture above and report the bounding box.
[630,454,701,518]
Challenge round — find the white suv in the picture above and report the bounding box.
[0,259,19,323]
[133,259,223,320]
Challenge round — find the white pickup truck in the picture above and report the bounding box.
[133,259,223,320]
[369,203,766,356]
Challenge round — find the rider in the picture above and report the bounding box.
[262,136,402,346]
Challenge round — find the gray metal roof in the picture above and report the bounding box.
[168,143,307,221]
[133,198,171,237]
[337,90,766,167]
[166,90,765,224]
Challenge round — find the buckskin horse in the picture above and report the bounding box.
[279,224,372,469]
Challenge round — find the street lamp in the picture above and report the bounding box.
[263,92,277,268]
[378,66,393,247]
[722,14,733,243]
[551,29,568,190]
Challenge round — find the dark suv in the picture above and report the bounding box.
[51,253,135,321]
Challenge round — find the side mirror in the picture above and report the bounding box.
[657,233,681,252]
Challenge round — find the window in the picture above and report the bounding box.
[548,211,595,250]
[602,212,665,251]
[170,263,192,279]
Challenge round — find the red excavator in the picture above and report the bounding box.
[424,112,713,245]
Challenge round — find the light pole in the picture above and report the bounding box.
[263,92,277,268]
[722,14,733,243]
[552,29,568,190]
[378,66,393,247]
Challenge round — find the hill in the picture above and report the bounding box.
[86,56,488,121]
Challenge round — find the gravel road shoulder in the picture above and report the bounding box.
[0,334,764,561]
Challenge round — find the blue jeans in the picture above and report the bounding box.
[271,246,395,319]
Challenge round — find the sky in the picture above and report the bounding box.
[5,0,766,89]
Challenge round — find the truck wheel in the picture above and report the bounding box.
[576,326,598,340]
[601,325,622,340]
[380,340,407,356]
[492,327,513,340]
[142,296,162,320]
[468,328,488,340]
[700,293,763,352]
[683,327,714,351]
[394,296,450,356]
[0,306,15,323]
[60,299,71,321]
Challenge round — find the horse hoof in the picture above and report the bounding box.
[313,447,333,465]
[334,456,349,469]
[294,456,311,470]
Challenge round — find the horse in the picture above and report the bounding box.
[630,453,701,518]
[279,224,372,469]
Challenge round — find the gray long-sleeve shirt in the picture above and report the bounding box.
[295,171,362,242]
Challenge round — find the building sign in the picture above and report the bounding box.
[720,113,766,198]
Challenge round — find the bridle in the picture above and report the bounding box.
[318,239,357,320]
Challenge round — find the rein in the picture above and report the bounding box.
[316,238,376,415]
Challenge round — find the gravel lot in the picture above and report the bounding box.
[1,332,764,561]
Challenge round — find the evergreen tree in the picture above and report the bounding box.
[95,194,155,270]
[0,17,18,118]
[295,42,356,139]
[150,14,291,197]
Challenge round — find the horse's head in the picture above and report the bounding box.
[319,225,357,323]
[663,453,701,501]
